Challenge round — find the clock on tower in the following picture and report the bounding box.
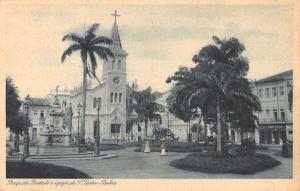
[113,76,120,84]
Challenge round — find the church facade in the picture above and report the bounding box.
[68,18,129,142]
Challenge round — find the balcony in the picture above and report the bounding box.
[39,117,45,125]
[258,118,292,123]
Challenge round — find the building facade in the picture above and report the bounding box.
[67,19,128,142]
[252,70,293,144]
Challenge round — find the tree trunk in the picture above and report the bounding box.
[216,93,222,156]
[240,127,244,144]
[197,117,201,142]
[80,60,87,143]
[145,119,148,140]
[203,117,208,143]
[94,111,100,156]
[14,133,20,152]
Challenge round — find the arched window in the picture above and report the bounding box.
[119,93,122,103]
[93,97,97,108]
[112,60,116,70]
[117,60,121,70]
[115,93,118,103]
[110,93,114,103]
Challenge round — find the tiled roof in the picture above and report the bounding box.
[255,70,293,83]
[29,98,51,106]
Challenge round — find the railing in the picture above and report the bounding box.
[259,118,292,123]
[39,117,45,125]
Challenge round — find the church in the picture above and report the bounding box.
[11,11,193,146]
[66,12,136,143]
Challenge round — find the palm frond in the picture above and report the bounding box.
[92,46,114,60]
[87,51,97,77]
[212,36,224,47]
[91,36,113,45]
[62,33,82,43]
[86,23,99,39]
[61,44,81,63]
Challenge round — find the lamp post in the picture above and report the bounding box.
[23,94,30,158]
[77,102,82,153]
[94,98,102,156]
[167,111,170,140]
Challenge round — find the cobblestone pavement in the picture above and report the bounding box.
[33,146,292,179]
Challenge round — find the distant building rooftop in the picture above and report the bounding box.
[255,70,293,84]
[29,98,51,106]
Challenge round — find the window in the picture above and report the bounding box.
[265,88,269,97]
[119,93,122,103]
[117,60,121,70]
[93,97,97,108]
[111,124,121,133]
[34,110,38,115]
[279,86,284,95]
[273,109,278,121]
[280,109,285,121]
[266,109,270,116]
[32,128,37,140]
[115,93,118,103]
[112,60,116,70]
[272,87,277,96]
[259,89,262,97]
[40,110,44,118]
[110,93,114,103]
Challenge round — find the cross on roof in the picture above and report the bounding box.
[111,10,120,23]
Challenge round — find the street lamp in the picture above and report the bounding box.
[166,111,170,140]
[77,102,82,153]
[94,98,102,156]
[23,94,30,158]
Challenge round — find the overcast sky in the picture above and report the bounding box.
[1,4,293,98]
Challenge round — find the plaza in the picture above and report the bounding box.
[23,145,292,179]
[4,6,294,182]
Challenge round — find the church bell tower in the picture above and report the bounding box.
[103,10,128,140]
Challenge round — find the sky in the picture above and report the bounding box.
[1,4,293,98]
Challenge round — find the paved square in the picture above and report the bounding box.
[35,146,292,179]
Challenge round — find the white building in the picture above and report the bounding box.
[252,70,293,144]
[227,70,293,144]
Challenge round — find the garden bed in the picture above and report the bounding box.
[170,152,281,174]
[7,161,90,178]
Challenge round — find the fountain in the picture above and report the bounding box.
[36,96,78,155]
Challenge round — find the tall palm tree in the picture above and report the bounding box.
[167,36,259,156]
[130,87,162,140]
[61,23,113,143]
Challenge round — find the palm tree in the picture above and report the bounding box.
[130,87,162,140]
[167,36,258,156]
[61,23,113,143]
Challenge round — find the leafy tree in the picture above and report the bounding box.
[13,113,31,152]
[6,77,21,129]
[153,127,176,141]
[130,87,162,140]
[61,23,113,143]
[167,36,260,156]
[6,77,22,151]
